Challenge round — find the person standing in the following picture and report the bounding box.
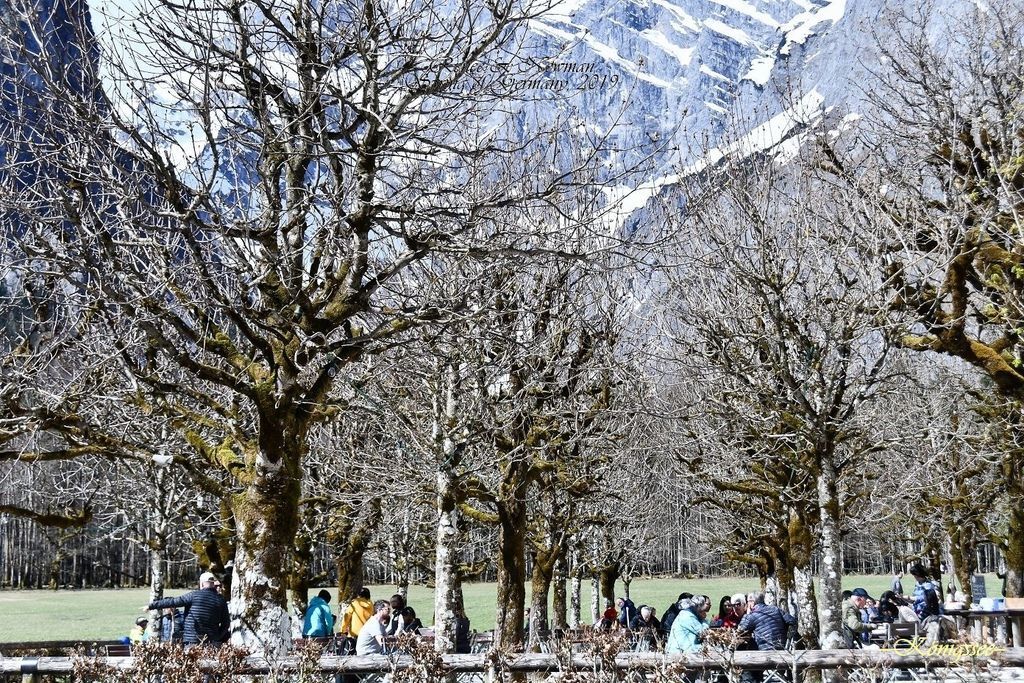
[158,607,184,643]
[303,590,335,638]
[891,571,904,596]
[338,587,374,652]
[908,564,940,619]
[145,571,230,647]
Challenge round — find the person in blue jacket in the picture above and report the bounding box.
[665,597,709,654]
[303,590,335,637]
[909,564,941,619]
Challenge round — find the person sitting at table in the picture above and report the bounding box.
[129,616,150,643]
[400,606,424,634]
[454,609,471,654]
[876,591,909,623]
[303,589,334,638]
[712,596,741,628]
[355,599,392,655]
[630,605,662,649]
[387,594,407,635]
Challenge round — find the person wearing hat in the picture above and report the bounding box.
[843,588,874,648]
[144,571,230,647]
[129,616,149,643]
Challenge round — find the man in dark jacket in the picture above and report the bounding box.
[660,592,691,642]
[616,597,637,629]
[737,592,796,683]
[146,571,230,646]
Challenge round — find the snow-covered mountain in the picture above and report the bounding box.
[1,0,967,219]
[519,0,880,163]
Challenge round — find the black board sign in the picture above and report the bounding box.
[971,574,986,600]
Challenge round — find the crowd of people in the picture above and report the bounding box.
[842,563,957,647]
[587,562,959,658]
[300,587,455,655]
[594,590,796,658]
[130,562,959,654]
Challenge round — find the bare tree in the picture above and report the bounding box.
[0,0,619,653]
[658,144,900,648]
[851,1,1024,599]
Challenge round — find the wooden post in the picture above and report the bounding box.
[19,657,38,683]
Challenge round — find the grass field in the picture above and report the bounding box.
[0,574,1002,643]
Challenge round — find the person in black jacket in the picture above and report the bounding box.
[737,592,796,683]
[660,592,692,642]
[145,571,230,647]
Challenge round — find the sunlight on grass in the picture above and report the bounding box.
[0,574,1002,643]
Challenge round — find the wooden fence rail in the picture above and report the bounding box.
[3,648,1024,677]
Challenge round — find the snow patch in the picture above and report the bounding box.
[704,18,756,47]
[546,0,589,22]
[708,0,781,28]
[699,64,730,81]
[602,173,679,235]
[780,0,847,55]
[742,56,774,85]
[683,89,825,174]
[528,22,675,89]
[641,29,695,67]
[772,132,805,165]
[651,0,700,33]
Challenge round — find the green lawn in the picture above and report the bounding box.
[0,574,1002,643]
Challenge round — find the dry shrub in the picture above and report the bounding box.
[72,641,250,683]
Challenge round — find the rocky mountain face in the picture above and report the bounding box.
[1,0,967,215]
[518,0,857,156]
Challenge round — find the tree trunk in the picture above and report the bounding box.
[1004,454,1024,598]
[948,523,976,604]
[817,462,844,649]
[528,546,558,650]
[331,498,381,603]
[789,506,819,648]
[494,450,531,651]
[147,474,167,640]
[434,468,461,653]
[495,478,528,651]
[793,565,819,649]
[434,362,463,654]
[229,446,303,657]
[599,560,619,607]
[591,574,600,623]
[552,555,568,630]
[569,549,582,628]
[289,521,313,618]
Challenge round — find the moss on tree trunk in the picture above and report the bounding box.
[229,424,304,655]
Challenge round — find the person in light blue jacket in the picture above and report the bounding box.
[665,597,710,654]
[303,590,335,637]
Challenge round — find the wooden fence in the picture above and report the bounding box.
[3,648,1024,680]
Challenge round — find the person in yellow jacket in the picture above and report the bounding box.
[338,587,374,651]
